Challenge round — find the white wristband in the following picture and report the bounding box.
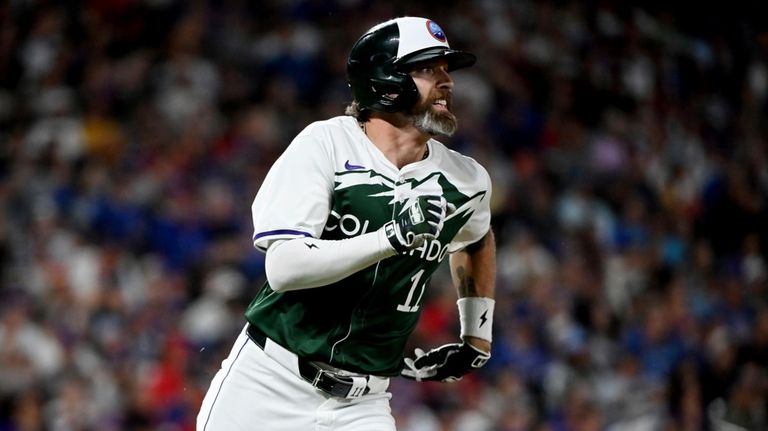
[458,297,495,342]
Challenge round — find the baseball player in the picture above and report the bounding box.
[197,16,496,430]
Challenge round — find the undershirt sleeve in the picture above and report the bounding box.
[264,230,397,292]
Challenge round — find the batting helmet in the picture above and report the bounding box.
[347,17,476,113]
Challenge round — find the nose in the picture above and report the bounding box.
[437,68,454,90]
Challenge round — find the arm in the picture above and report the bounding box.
[265,230,395,292]
[402,229,497,382]
[265,196,451,292]
[450,229,496,353]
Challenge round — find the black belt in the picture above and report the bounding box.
[247,324,371,399]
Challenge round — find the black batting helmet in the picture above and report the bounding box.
[347,17,476,113]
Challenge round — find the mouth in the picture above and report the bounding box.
[432,98,450,112]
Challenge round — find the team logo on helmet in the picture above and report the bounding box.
[426,20,447,42]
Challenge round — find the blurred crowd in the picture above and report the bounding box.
[1,1,767,430]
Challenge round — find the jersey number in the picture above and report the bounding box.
[397,269,425,313]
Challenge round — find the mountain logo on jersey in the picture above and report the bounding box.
[371,174,442,215]
[334,169,393,190]
[337,170,483,221]
[325,169,487,248]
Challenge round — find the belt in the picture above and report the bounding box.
[246,323,378,399]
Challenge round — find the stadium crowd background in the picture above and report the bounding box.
[1,1,767,430]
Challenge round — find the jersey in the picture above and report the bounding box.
[245,115,492,376]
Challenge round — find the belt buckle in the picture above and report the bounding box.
[310,366,368,399]
[310,367,327,389]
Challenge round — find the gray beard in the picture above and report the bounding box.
[409,107,458,137]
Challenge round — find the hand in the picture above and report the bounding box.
[384,195,450,254]
[401,342,490,382]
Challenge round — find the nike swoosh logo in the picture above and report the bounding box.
[345,160,365,170]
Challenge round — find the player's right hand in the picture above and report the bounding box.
[383,195,451,254]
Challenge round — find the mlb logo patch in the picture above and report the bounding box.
[426,20,447,42]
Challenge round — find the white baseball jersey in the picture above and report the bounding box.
[246,115,491,376]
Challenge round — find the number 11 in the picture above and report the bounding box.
[397,269,425,313]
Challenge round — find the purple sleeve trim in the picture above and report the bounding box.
[252,229,313,241]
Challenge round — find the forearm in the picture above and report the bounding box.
[449,230,497,352]
[401,230,496,382]
[264,230,397,292]
[449,230,496,299]
[265,194,451,292]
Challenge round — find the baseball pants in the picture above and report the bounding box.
[196,325,396,431]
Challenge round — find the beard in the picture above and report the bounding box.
[407,98,458,137]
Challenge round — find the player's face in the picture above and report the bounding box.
[407,60,458,137]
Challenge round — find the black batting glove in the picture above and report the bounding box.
[401,342,490,382]
[383,195,451,254]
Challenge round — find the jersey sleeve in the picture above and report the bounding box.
[447,163,492,253]
[251,127,335,252]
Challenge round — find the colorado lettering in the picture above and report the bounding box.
[324,210,371,236]
[407,238,449,262]
[325,211,449,262]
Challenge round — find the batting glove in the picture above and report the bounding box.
[383,195,450,254]
[401,343,490,382]
[402,297,495,382]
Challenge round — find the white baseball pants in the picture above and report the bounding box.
[196,325,396,430]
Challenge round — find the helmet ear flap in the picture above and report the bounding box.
[347,19,411,113]
[370,53,392,67]
[367,74,418,112]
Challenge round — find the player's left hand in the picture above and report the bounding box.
[383,195,455,254]
[401,342,490,382]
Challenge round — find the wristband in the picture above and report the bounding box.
[457,297,495,342]
[383,220,408,254]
